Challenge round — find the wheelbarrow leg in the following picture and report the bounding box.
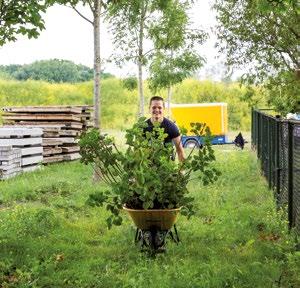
[168,224,180,244]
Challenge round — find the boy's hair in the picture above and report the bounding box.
[149,96,165,107]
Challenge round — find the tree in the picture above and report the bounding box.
[107,0,181,117]
[0,59,97,82]
[147,0,206,116]
[48,0,110,129]
[122,76,138,91]
[0,0,48,46]
[213,0,300,114]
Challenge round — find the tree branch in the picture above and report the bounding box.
[70,4,93,25]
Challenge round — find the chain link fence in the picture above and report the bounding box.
[252,108,300,232]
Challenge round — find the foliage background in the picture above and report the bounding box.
[0,77,266,131]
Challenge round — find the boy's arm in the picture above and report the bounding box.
[173,136,185,162]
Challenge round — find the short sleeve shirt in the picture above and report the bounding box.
[145,117,180,144]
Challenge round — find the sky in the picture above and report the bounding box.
[0,1,226,79]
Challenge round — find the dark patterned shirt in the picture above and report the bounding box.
[145,117,180,144]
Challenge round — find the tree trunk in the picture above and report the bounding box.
[138,58,144,117]
[137,1,145,118]
[93,0,102,182]
[167,86,172,119]
[93,0,101,129]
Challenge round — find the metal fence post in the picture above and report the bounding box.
[275,119,281,204]
[267,117,272,189]
[288,121,294,228]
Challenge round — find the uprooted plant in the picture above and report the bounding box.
[79,118,220,228]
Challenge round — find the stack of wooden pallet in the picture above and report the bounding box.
[0,146,22,180]
[2,106,94,164]
[0,127,43,173]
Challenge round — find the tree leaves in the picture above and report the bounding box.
[81,119,220,229]
[213,0,300,113]
[0,0,47,46]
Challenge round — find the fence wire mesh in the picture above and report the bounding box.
[293,126,300,232]
[252,109,300,232]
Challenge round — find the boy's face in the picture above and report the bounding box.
[150,100,164,122]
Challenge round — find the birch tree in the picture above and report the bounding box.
[148,0,206,116]
[48,0,111,129]
[107,0,177,117]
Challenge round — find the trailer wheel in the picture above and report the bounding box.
[183,139,199,149]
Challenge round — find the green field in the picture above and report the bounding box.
[0,143,299,288]
[0,78,265,131]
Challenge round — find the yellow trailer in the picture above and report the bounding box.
[170,103,228,146]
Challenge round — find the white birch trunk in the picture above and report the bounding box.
[137,1,145,117]
[138,58,144,117]
[93,0,101,129]
[167,86,172,118]
[93,0,102,182]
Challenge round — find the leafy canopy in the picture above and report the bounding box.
[0,0,48,46]
[148,0,206,91]
[214,0,300,114]
[0,59,113,83]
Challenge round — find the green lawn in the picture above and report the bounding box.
[0,147,299,287]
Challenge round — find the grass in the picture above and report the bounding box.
[0,145,299,287]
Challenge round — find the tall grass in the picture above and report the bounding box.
[0,78,266,130]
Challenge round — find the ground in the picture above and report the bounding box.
[0,142,299,287]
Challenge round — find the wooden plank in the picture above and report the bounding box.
[59,130,79,137]
[0,158,21,165]
[43,155,64,164]
[46,137,77,144]
[21,155,43,166]
[0,162,21,171]
[43,147,62,156]
[62,146,80,153]
[5,124,64,129]
[22,165,41,173]
[63,153,81,161]
[0,138,42,147]
[0,146,13,152]
[0,170,22,180]
[4,122,83,129]
[0,127,43,138]
[0,147,22,159]
[42,138,63,146]
[42,127,61,134]
[3,114,82,122]
[43,131,60,138]
[21,146,43,156]
[3,106,83,114]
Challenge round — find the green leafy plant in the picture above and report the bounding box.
[79,118,220,228]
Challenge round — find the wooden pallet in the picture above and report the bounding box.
[3,114,82,122]
[0,127,43,138]
[2,105,94,164]
[0,138,42,147]
[3,106,83,114]
[0,128,43,174]
[5,121,83,130]
[0,146,22,180]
